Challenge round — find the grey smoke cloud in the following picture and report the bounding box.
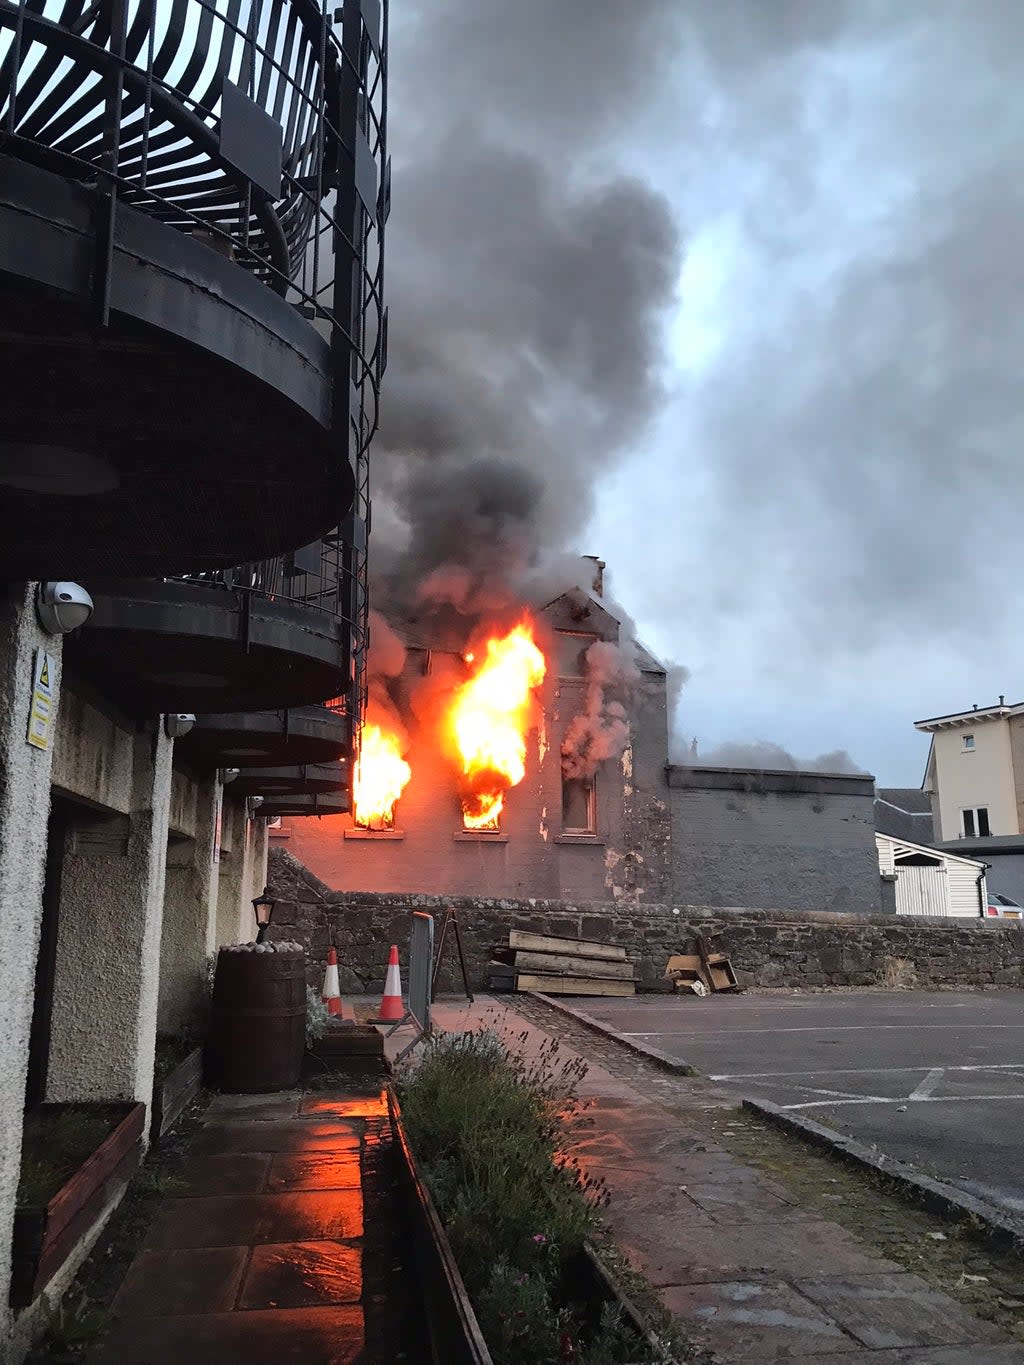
[374,1,683,614]
[683,740,868,778]
[562,641,642,780]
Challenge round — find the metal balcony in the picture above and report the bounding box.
[0,0,386,579]
[66,531,367,718]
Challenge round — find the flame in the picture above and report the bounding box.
[353,723,412,829]
[448,622,546,830]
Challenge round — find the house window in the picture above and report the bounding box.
[556,632,597,678]
[962,806,990,837]
[562,776,596,834]
[962,734,976,751]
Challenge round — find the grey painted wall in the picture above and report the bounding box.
[668,767,880,914]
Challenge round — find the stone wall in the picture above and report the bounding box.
[268,848,1024,995]
[669,766,881,915]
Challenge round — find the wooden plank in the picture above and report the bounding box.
[516,974,635,997]
[44,1102,145,1240]
[512,951,634,980]
[508,930,626,962]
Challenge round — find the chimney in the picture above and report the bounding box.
[1000,694,1006,706]
[582,555,605,597]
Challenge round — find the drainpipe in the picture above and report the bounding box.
[977,863,991,918]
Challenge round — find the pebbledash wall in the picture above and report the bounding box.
[268,847,1024,993]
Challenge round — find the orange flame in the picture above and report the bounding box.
[448,622,546,830]
[353,723,412,829]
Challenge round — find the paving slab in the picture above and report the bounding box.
[660,1279,856,1360]
[267,1149,363,1192]
[93,1077,422,1364]
[421,996,1017,1362]
[239,1241,363,1309]
[795,1273,1006,1350]
[190,1119,363,1156]
[93,1305,366,1365]
[111,1246,248,1317]
[145,1190,365,1249]
[178,1152,272,1196]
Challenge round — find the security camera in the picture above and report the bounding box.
[164,713,197,739]
[36,581,93,635]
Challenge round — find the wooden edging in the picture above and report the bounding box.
[151,1047,203,1142]
[12,1102,146,1307]
[386,1086,493,1365]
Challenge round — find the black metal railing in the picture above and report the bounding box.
[0,0,381,737]
[176,526,367,729]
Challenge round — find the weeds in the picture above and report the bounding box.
[306,985,331,1043]
[397,1028,663,1363]
[18,1108,112,1207]
[878,957,918,989]
[35,1291,106,1359]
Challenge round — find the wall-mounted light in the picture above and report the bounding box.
[251,886,276,943]
[36,581,93,635]
[220,767,241,784]
[165,713,196,739]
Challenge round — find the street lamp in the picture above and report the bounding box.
[252,886,276,944]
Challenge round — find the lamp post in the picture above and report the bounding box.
[252,886,276,944]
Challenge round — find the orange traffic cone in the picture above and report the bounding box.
[378,944,404,1021]
[322,946,342,1016]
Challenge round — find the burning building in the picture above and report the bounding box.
[280,566,674,901]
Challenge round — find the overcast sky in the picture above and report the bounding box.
[384,1,1024,787]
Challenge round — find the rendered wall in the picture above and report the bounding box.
[0,585,62,1330]
[669,767,880,915]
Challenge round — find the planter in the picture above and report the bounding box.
[151,1046,203,1142]
[11,1102,146,1308]
[387,1090,657,1364]
[388,1089,493,1365]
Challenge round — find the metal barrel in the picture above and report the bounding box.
[208,950,306,1093]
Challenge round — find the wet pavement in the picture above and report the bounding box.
[544,990,1024,1220]
[91,1082,427,1365]
[401,995,1024,1364]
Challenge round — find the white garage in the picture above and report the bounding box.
[876,833,987,918]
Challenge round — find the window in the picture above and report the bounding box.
[962,734,976,751]
[962,806,990,837]
[562,776,596,833]
[556,632,597,678]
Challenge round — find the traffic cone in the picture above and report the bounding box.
[378,944,404,1021]
[321,946,342,1017]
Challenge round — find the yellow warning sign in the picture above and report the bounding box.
[27,649,56,751]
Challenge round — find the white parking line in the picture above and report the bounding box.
[780,1093,1024,1111]
[909,1067,946,1100]
[709,1062,1024,1080]
[618,1024,1024,1038]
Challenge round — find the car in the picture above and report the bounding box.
[985,892,1024,919]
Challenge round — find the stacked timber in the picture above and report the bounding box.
[486,928,637,997]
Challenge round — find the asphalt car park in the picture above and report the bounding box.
[568,989,1024,1217]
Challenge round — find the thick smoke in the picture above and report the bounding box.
[608,1,1024,741]
[374,1,683,623]
[562,642,642,780]
[679,739,868,777]
[364,609,408,742]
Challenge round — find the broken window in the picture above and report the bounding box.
[962,806,990,837]
[562,776,595,833]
